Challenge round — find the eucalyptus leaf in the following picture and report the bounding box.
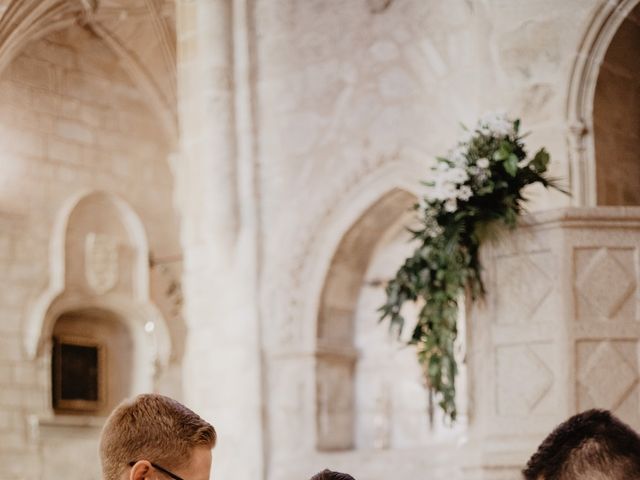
[379,114,567,423]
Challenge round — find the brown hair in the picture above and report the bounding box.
[310,469,355,480]
[99,393,216,480]
[523,409,640,480]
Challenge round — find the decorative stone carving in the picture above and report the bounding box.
[470,207,640,462]
[495,343,554,415]
[84,232,119,295]
[577,340,638,412]
[495,251,554,323]
[574,247,636,321]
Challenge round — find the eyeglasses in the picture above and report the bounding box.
[128,461,185,480]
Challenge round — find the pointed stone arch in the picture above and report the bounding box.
[0,0,177,141]
[315,188,416,450]
[567,0,640,205]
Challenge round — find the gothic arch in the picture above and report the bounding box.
[263,160,427,456]
[0,0,177,140]
[566,0,640,205]
[315,187,417,450]
[296,160,426,352]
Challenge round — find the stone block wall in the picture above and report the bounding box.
[467,208,640,478]
[0,26,181,479]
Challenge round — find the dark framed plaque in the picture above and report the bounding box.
[52,336,106,412]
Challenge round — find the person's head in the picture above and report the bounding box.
[310,469,355,480]
[523,409,640,480]
[99,393,216,480]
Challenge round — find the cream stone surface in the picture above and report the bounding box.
[468,208,640,478]
[0,0,639,480]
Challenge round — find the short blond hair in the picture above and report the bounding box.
[99,394,216,480]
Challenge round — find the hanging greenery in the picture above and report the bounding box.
[379,112,566,422]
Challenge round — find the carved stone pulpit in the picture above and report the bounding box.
[466,207,640,478]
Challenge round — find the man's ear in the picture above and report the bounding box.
[129,460,153,480]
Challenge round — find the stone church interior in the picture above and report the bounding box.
[0,0,639,479]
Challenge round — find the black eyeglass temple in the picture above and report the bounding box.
[128,461,185,480]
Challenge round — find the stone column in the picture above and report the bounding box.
[466,207,640,479]
[177,1,262,479]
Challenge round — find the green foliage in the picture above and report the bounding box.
[379,113,566,422]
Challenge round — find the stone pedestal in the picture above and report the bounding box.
[467,207,640,478]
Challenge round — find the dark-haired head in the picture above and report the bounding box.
[310,469,355,480]
[523,409,640,479]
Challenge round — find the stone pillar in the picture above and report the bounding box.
[177,1,262,479]
[466,207,640,478]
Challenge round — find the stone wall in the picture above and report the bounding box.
[250,1,599,479]
[0,1,638,480]
[0,26,181,479]
[467,207,640,478]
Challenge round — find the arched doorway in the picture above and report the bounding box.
[567,0,640,205]
[593,3,640,205]
[315,189,465,451]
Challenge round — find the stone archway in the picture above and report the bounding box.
[315,187,468,452]
[593,4,640,204]
[567,0,640,205]
[315,189,416,450]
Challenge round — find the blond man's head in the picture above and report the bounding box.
[99,394,216,480]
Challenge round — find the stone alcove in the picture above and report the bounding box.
[27,191,171,423]
[51,308,133,416]
[593,3,640,205]
[567,0,640,206]
[316,188,466,451]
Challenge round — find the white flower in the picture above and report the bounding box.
[428,180,457,202]
[458,129,475,145]
[424,217,444,238]
[477,110,514,138]
[457,185,473,201]
[477,158,490,169]
[444,166,469,184]
[450,146,468,166]
[444,198,457,212]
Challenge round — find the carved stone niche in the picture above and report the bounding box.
[28,192,171,425]
[467,207,640,475]
[64,193,139,298]
[51,308,133,417]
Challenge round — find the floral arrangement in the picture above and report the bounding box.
[379,112,565,422]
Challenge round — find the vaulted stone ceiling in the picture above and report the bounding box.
[93,0,176,113]
[0,0,177,138]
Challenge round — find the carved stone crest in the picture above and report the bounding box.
[85,233,119,294]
